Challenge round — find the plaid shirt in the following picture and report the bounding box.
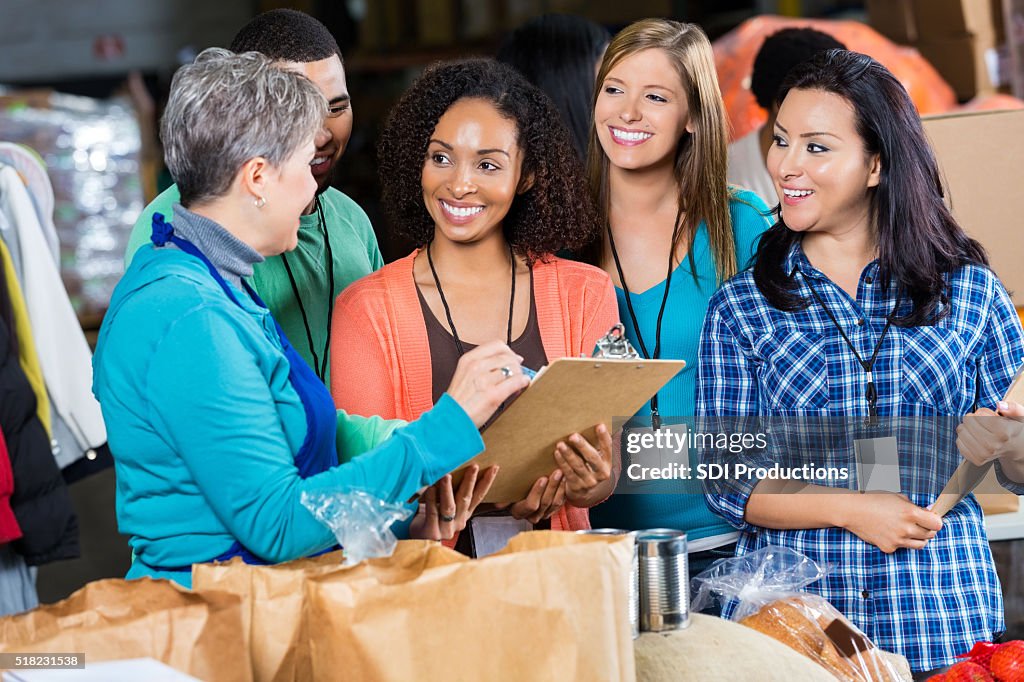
[695,244,1024,672]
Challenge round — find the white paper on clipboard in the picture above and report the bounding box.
[931,360,1024,516]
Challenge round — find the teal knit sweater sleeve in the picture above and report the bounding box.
[142,305,479,564]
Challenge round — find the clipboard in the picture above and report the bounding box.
[452,357,686,504]
[931,360,1024,516]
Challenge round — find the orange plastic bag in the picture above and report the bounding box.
[714,16,956,142]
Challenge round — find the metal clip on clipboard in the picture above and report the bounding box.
[591,323,640,359]
[520,325,639,383]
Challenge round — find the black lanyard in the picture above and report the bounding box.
[426,241,516,354]
[800,271,899,423]
[280,195,335,382]
[607,222,679,430]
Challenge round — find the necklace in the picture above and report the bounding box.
[280,195,335,382]
[801,271,900,425]
[607,220,680,430]
[426,241,516,354]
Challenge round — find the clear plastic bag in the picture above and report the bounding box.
[691,546,905,682]
[300,490,412,566]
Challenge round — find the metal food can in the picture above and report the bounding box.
[576,528,639,639]
[637,528,689,632]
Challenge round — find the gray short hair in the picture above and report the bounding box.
[161,47,326,206]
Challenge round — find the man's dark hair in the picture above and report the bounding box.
[751,28,845,110]
[229,9,342,63]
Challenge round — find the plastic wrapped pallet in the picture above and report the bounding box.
[0,88,144,318]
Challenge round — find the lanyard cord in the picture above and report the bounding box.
[426,241,516,355]
[800,271,900,421]
[607,220,680,429]
[280,195,334,382]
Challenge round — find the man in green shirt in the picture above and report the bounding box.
[125,9,383,387]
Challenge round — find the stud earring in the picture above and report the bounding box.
[254,196,266,209]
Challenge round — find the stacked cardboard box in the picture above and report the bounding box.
[868,0,1002,99]
[922,108,1024,305]
[359,0,682,51]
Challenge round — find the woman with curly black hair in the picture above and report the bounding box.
[331,59,621,551]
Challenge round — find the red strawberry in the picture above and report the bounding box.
[960,641,1000,669]
[945,661,994,682]
[991,641,1024,682]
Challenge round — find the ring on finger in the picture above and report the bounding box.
[439,513,456,523]
[500,366,513,379]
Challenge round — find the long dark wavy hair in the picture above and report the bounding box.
[753,50,988,326]
[378,58,599,261]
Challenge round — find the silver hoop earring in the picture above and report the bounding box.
[254,196,266,209]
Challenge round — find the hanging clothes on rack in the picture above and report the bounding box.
[0,239,50,435]
[0,206,22,283]
[0,426,30,618]
[0,544,36,617]
[0,249,79,567]
[0,144,59,265]
[0,157,106,468]
[0,428,21,544]
[0,421,35,618]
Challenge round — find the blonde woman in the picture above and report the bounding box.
[585,19,772,577]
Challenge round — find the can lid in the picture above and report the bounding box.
[636,528,687,556]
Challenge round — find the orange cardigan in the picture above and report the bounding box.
[331,250,620,531]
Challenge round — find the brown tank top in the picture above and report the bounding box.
[418,268,547,408]
[418,270,552,554]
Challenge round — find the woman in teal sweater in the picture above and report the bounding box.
[92,49,529,587]
[585,20,771,574]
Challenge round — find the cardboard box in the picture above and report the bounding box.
[579,0,674,26]
[459,0,498,40]
[868,0,1005,98]
[868,0,1005,45]
[1004,0,1024,98]
[913,0,997,41]
[917,34,998,98]
[867,0,917,44]
[503,0,543,30]
[416,0,457,46]
[922,108,1024,304]
[359,0,413,50]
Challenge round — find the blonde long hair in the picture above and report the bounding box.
[586,19,736,283]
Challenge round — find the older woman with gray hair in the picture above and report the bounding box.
[92,48,528,587]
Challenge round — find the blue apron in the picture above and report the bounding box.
[149,212,338,566]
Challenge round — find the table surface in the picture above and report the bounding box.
[986,496,1024,542]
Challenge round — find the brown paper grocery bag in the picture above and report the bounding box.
[191,547,468,682]
[306,531,635,682]
[192,551,346,682]
[974,466,1022,516]
[0,578,250,682]
[978,491,1021,515]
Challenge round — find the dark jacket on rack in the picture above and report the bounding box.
[0,313,79,565]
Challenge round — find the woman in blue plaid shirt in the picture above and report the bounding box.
[696,50,1024,673]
